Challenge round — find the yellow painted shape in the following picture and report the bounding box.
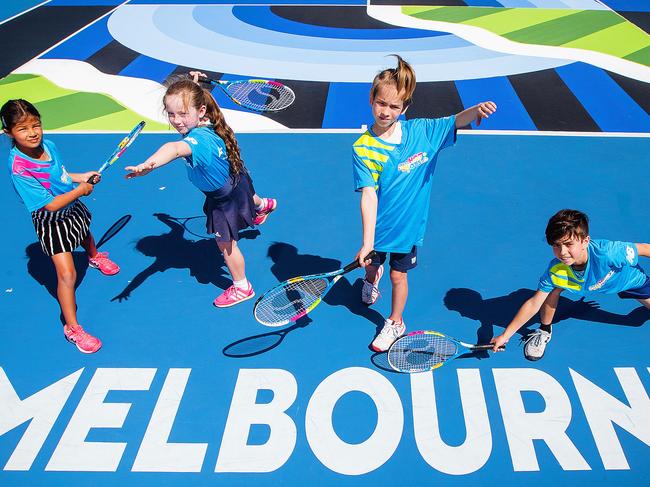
[562,21,650,59]
[465,9,575,36]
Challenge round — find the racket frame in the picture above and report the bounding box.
[253,251,376,327]
[388,330,503,373]
[88,121,145,183]
[203,76,295,112]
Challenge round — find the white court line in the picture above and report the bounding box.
[0,0,50,26]
[45,129,650,137]
[463,129,650,138]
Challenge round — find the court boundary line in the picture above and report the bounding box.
[0,0,51,26]
[13,0,134,72]
[42,129,650,137]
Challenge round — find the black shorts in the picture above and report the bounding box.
[370,246,418,272]
[31,201,91,256]
[618,277,650,300]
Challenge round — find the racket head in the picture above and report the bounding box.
[218,79,295,112]
[388,331,462,373]
[96,121,146,175]
[253,275,334,327]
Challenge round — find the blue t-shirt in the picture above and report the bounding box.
[538,239,648,295]
[8,140,75,212]
[182,126,230,192]
[352,117,456,253]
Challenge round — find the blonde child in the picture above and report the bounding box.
[125,74,276,307]
[352,56,496,352]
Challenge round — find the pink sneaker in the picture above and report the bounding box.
[254,198,277,225]
[89,251,120,275]
[64,324,102,354]
[213,284,255,308]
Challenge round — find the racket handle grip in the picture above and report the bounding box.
[343,250,377,273]
[472,344,506,351]
[87,174,100,184]
[196,73,219,85]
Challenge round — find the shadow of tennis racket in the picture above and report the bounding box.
[370,352,401,374]
[222,320,310,358]
[96,215,132,249]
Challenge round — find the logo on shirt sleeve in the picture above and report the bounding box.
[626,245,635,264]
[185,137,198,145]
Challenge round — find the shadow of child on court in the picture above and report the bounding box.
[26,242,90,324]
[111,213,259,302]
[444,288,650,346]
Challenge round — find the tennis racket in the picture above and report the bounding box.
[88,121,145,184]
[199,75,295,112]
[254,251,377,327]
[388,330,505,373]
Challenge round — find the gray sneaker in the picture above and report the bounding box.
[523,329,552,361]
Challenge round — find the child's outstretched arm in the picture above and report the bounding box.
[125,141,191,179]
[355,186,377,267]
[491,289,550,351]
[455,101,497,128]
[636,243,650,257]
[42,183,94,212]
[540,287,562,326]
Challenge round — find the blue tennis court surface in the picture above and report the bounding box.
[1,132,649,485]
[2,0,650,485]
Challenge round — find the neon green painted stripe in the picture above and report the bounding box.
[0,74,168,131]
[504,10,624,46]
[563,21,650,59]
[404,6,505,24]
[0,74,72,103]
[0,74,38,86]
[463,8,574,35]
[625,45,650,67]
[402,6,444,17]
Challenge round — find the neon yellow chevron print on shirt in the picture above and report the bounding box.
[548,263,585,291]
[352,133,395,190]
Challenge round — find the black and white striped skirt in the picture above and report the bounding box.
[31,201,92,256]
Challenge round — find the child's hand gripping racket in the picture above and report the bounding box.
[194,73,295,113]
[253,251,377,327]
[87,121,145,184]
[388,330,505,373]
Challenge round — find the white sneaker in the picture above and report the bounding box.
[371,318,406,352]
[361,264,384,305]
[523,329,552,361]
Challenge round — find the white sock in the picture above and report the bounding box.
[255,198,266,211]
[233,278,250,290]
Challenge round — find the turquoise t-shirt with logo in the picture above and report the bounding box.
[352,117,456,253]
[538,239,648,295]
[8,139,75,212]
[182,126,230,192]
